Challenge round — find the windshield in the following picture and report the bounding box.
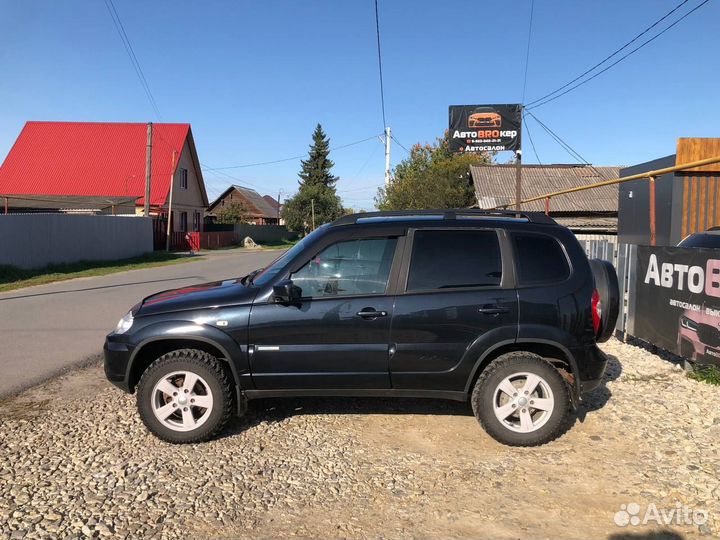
[678,232,720,248]
[251,225,329,286]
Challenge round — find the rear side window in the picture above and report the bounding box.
[407,230,502,291]
[513,233,570,285]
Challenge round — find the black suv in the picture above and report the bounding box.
[104,210,618,446]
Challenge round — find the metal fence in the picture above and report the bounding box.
[0,214,153,269]
[574,233,636,338]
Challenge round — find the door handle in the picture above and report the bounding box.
[478,305,509,315]
[357,309,388,318]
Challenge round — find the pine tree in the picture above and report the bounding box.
[282,124,344,233]
[298,123,338,188]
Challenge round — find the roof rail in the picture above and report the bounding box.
[332,209,557,226]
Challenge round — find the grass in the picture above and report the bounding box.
[260,238,300,249]
[0,252,201,293]
[688,364,720,386]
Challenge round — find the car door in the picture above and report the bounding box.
[248,233,403,389]
[389,227,518,392]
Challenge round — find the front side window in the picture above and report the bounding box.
[291,237,398,298]
[180,168,188,190]
[179,212,188,232]
[407,229,502,291]
[513,233,570,285]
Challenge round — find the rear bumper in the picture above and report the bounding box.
[103,334,134,393]
[573,343,608,394]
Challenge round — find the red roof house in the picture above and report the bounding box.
[0,121,208,232]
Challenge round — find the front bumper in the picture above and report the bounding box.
[103,333,134,392]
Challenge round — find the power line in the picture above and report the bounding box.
[201,135,381,171]
[526,111,589,163]
[374,0,387,129]
[200,165,265,190]
[390,134,411,154]
[526,0,709,110]
[521,0,535,103]
[526,111,610,181]
[103,0,162,120]
[523,112,543,166]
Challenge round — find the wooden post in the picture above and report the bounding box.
[649,176,657,246]
[144,123,153,217]
[4,197,8,215]
[311,198,316,230]
[514,150,522,216]
[544,196,550,216]
[166,150,177,252]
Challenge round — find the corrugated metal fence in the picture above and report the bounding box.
[0,214,153,269]
[575,234,637,337]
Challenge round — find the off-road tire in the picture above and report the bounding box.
[472,352,570,446]
[137,349,234,444]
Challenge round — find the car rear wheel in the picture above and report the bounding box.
[472,352,570,446]
[137,349,233,443]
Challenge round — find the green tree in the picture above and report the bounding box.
[215,201,247,224]
[375,134,492,210]
[282,124,344,233]
[282,183,343,234]
[298,123,338,188]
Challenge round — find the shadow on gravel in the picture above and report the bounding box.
[220,396,472,439]
[607,529,684,540]
[220,354,624,441]
[572,352,622,427]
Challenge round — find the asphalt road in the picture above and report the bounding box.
[0,248,280,397]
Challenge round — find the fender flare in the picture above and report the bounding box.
[126,322,251,395]
[464,337,582,399]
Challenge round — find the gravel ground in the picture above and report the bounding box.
[1,338,718,539]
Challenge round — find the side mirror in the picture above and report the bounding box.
[272,279,302,304]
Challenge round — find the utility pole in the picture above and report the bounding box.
[514,148,522,214]
[514,108,523,215]
[144,123,153,217]
[311,198,316,231]
[165,150,177,251]
[384,126,392,186]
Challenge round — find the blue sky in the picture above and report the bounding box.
[1,0,718,210]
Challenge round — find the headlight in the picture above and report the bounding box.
[115,312,134,334]
[680,315,698,332]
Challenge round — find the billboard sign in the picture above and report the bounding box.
[634,245,720,366]
[448,104,522,154]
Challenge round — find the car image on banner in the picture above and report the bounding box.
[448,104,521,154]
[634,245,720,368]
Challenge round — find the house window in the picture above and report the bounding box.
[180,212,188,232]
[179,168,188,190]
[193,212,201,232]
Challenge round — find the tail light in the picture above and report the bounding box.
[591,288,602,336]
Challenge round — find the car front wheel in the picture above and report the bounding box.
[472,352,570,446]
[136,349,233,443]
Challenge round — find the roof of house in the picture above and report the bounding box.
[470,163,621,214]
[262,194,281,210]
[0,121,207,207]
[208,185,278,219]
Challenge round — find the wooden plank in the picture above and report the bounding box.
[699,175,707,230]
[677,138,720,173]
[689,177,698,234]
[709,177,717,228]
[682,176,689,237]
